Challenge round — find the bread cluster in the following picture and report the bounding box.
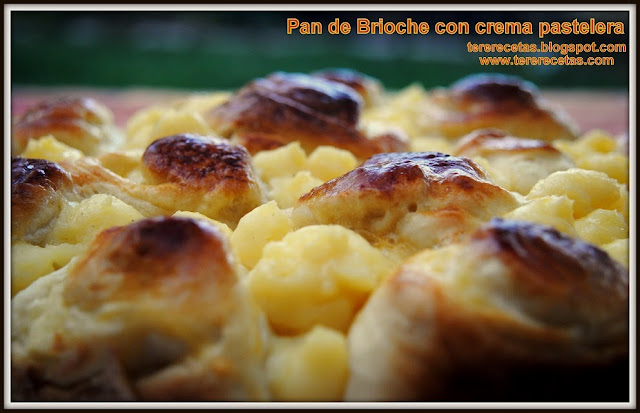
[10,71,629,402]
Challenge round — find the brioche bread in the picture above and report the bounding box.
[10,70,629,402]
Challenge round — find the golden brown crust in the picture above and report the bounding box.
[142,134,254,190]
[300,151,492,200]
[311,68,383,106]
[294,152,517,248]
[206,72,408,158]
[11,157,74,202]
[139,134,265,226]
[454,128,562,157]
[12,97,120,155]
[345,218,629,401]
[474,218,626,284]
[448,73,539,111]
[64,216,235,311]
[11,156,77,244]
[469,218,628,326]
[48,134,264,227]
[229,132,288,154]
[12,216,270,401]
[429,74,579,141]
[453,129,575,194]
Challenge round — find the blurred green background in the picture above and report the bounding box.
[11,10,630,91]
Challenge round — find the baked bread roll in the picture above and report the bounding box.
[346,218,628,401]
[137,134,266,226]
[293,151,518,251]
[11,216,269,401]
[427,74,579,141]
[12,97,122,156]
[14,133,265,241]
[454,129,575,194]
[311,68,383,107]
[205,72,408,157]
[53,134,265,228]
[11,156,80,244]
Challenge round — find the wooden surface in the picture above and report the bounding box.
[10,88,630,137]
[542,91,629,137]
